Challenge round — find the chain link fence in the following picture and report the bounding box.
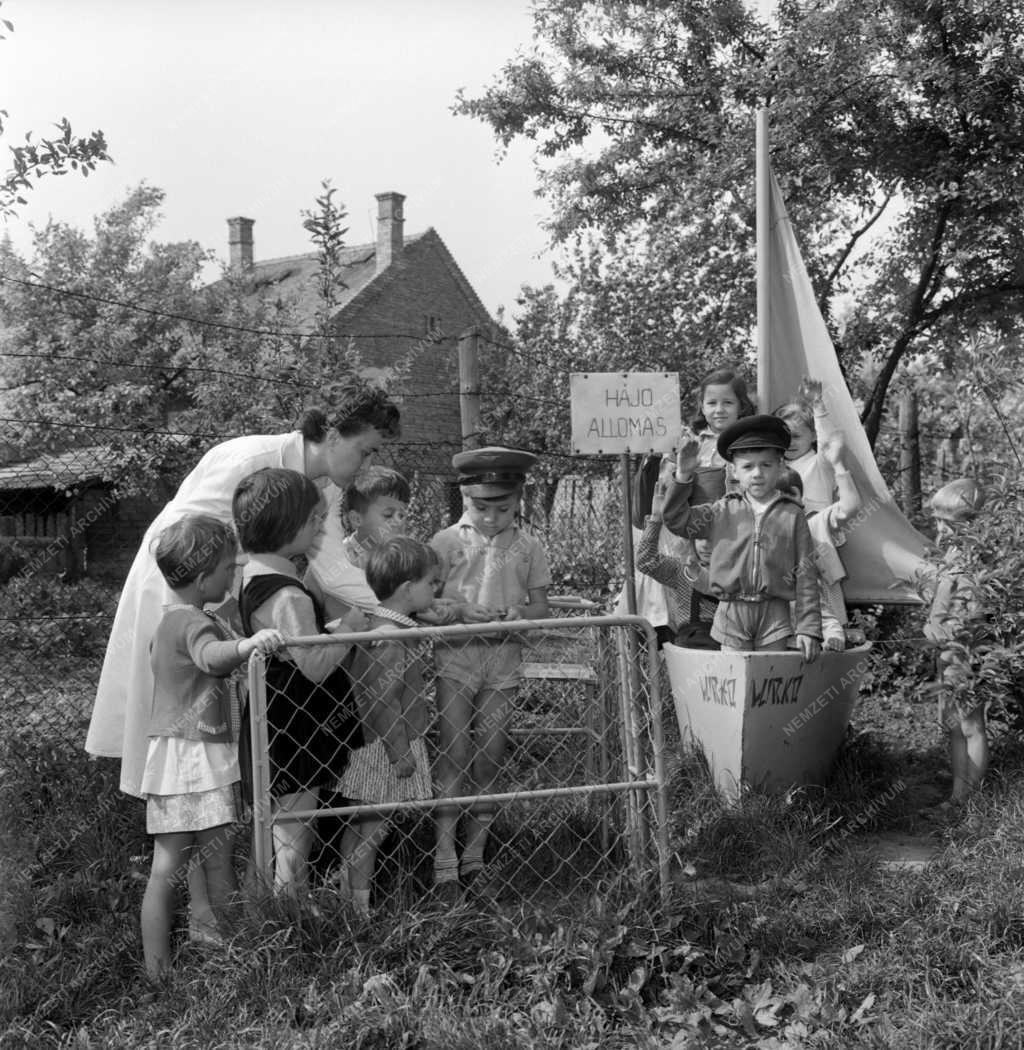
[244,615,669,912]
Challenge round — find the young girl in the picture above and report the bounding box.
[773,376,839,513]
[141,515,284,979]
[233,468,366,896]
[659,367,755,592]
[334,537,438,917]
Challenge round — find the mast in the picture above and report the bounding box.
[755,1,773,409]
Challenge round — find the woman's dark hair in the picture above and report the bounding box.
[153,514,236,589]
[365,537,438,601]
[233,468,322,554]
[299,377,401,443]
[690,368,755,430]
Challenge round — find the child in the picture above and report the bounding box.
[774,377,838,513]
[233,468,366,896]
[140,514,284,979]
[924,478,987,807]
[339,466,411,570]
[627,368,754,641]
[430,446,551,897]
[663,416,822,658]
[777,432,865,650]
[334,537,438,917]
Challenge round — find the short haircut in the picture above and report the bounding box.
[365,537,438,601]
[930,478,985,522]
[233,468,321,554]
[298,376,401,442]
[153,514,236,589]
[777,466,804,496]
[345,466,411,515]
[774,401,815,442]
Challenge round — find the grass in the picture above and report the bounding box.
[6,683,1024,1048]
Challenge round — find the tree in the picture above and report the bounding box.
[0,185,212,497]
[458,0,1024,445]
[0,4,110,217]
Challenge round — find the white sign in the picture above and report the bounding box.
[570,372,681,455]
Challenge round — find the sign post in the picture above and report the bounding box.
[569,372,681,615]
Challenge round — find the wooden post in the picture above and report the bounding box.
[899,389,922,516]
[619,453,637,615]
[458,326,482,450]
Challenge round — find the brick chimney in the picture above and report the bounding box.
[227,216,254,272]
[375,192,405,274]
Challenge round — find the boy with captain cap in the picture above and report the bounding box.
[657,415,822,660]
[428,446,552,897]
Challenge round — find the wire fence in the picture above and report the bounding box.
[243,615,670,913]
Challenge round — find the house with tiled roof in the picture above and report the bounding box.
[226,192,495,474]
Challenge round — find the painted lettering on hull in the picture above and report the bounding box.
[699,676,737,708]
[749,675,804,708]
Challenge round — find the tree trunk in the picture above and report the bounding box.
[898,389,921,517]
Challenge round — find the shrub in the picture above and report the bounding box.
[0,575,118,658]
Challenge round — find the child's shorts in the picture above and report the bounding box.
[337,737,433,803]
[146,783,238,835]
[712,599,793,651]
[434,638,522,692]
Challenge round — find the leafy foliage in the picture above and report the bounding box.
[920,476,1024,733]
[461,0,1024,445]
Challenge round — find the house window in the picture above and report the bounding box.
[424,314,443,337]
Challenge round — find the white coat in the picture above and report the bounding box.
[85,431,376,797]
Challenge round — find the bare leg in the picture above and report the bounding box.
[272,789,319,896]
[462,687,515,878]
[433,677,476,886]
[141,832,194,979]
[196,823,238,931]
[341,816,389,916]
[186,856,217,940]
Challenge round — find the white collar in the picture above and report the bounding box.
[242,552,300,578]
[371,606,418,628]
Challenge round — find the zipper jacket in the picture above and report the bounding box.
[662,481,822,639]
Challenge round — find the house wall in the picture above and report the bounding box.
[337,235,490,502]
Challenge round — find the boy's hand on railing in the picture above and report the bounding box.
[797,634,820,663]
[418,598,459,625]
[460,603,496,624]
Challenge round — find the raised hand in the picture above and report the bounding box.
[798,376,824,407]
[674,431,701,481]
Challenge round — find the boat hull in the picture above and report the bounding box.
[663,643,872,800]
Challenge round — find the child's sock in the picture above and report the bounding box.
[433,852,459,884]
[461,813,494,875]
[434,810,459,884]
[353,888,371,918]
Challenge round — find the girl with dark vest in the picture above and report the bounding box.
[233,468,364,896]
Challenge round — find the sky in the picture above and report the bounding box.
[1,0,559,320]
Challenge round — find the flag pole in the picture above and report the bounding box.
[755,1,773,410]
